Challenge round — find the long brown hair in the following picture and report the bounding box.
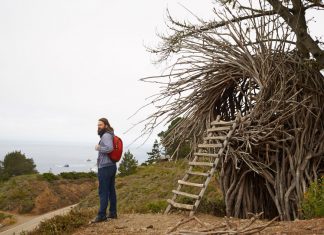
[98,117,114,132]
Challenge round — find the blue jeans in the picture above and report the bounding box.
[97,165,117,218]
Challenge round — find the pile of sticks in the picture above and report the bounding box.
[166,213,278,235]
[136,1,324,220]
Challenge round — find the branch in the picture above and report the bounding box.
[267,0,324,69]
[304,2,324,10]
[188,10,276,33]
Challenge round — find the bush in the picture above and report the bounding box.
[0,212,13,222]
[27,208,96,235]
[39,173,60,182]
[301,176,324,219]
[0,212,16,226]
[19,200,35,214]
[59,171,97,180]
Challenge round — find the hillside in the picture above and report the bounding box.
[25,160,324,234]
[78,160,224,215]
[26,160,225,234]
[0,173,96,215]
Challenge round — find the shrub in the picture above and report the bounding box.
[0,212,16,226]
[0,175,38,213]
[301,176,324,219]
[27,208,96,235]
[19,200,35,214]
[59,172,96,180]
[0,212,12,222]
[39,173,60,182]
[146,200,168,213]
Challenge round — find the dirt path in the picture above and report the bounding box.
[0,204,77,235]
[73,213,324,235]
[0,210,38,233]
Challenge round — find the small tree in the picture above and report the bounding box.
[145,139,161,164]
[118,150,138,177]
[2,151,38,178]
[0,160,8,181]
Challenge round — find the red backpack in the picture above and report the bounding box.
[108,135,123,162]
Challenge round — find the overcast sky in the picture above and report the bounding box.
[0,0,323,150]
[0,0,216,150]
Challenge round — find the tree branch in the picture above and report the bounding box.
[267,0,324,68]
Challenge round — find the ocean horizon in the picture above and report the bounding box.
[0,139,150,174]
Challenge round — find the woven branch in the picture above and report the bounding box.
[133,1,324,220]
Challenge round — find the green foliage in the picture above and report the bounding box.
[38,172,60,182]
[0,151,37,180]
[58,171,97,180]
[37,172,96,181]
[118,150,138,177]
[146,200,168,213]
[199,193,225,216]
[158,117,191,158]
[19,200,35,214]
[145,139,161,164]
[27,208,96,235]
[301,176,324,219]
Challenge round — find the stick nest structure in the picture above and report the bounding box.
[136,3,324,221]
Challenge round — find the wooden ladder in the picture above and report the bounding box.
[164,114,241,216]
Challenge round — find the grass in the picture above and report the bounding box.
[78,159,225,214]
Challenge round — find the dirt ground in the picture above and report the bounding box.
[73,213,324,235]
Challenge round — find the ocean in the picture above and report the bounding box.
[0,140,149,174]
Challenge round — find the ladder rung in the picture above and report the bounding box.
[167,199,194,210]
[204,136,227,141]
[172,190,200,199]
[178,180,204,188]
[198,143,223,148]
[165,115,241,216]
[189,161,214,167]
[194,152,219,158]
[186,171,210,177]
[210,120,235,126]
[207,127,231,132]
